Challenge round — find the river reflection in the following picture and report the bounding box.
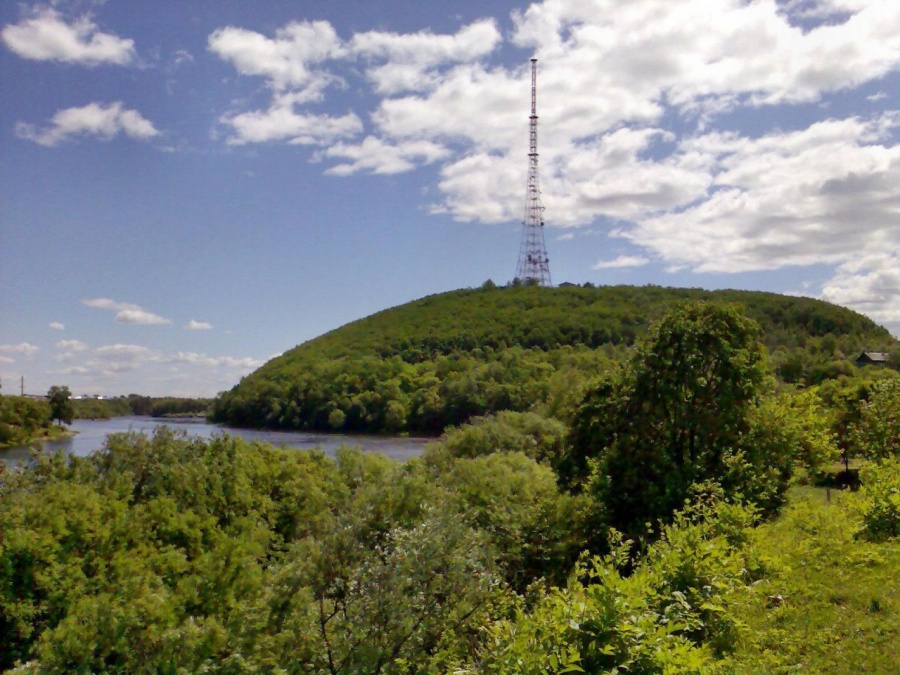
[1,416,432,465]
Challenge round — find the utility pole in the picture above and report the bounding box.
[515,58,552,286]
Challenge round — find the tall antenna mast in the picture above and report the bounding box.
[515,58,552,286]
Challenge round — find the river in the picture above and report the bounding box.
[0,416,433,465]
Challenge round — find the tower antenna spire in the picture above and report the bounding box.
[515,58,552,286]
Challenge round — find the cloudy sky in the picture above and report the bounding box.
[1,0,898,397]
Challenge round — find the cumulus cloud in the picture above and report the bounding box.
[350,19,501,95]
[1,7,135,65]
[171,352,263,369]
[221,97,362,145]
[185,320,213,330]
[0,343,40,358]
[593,255,651,269]
[209,20,344,91]
[16,102,160,147]
[57,340,88,352]
[210,20,363,146]
[80,344,262,372]
[82,298,172,325]
[324,136,451,175]
[620,114,900,273]
[49,321,65,330]
[821,253,900,332]
[53,343,265,393]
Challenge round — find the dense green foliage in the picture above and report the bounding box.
[0,396,54,448]
[211,285,896,434]
[0,430,558,672]
[571,304,798,544]
[5,432,898,673]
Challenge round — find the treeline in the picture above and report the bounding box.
[0,395,55,447]
[72,395,213,420]
[212,285,898,433]
[3,302,899,672]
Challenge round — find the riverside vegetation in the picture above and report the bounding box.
[1,293,899,673]
[1,389,211,448]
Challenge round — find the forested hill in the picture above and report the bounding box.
[211,284,897,433]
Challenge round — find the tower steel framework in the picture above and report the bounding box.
[515,58,552,286]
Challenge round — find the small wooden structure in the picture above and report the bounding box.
[855,351,890,367]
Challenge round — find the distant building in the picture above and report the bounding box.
[855,351,890,366]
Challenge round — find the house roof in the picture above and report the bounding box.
[857,351,890,362]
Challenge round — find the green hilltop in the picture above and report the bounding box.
[211,284,897,433]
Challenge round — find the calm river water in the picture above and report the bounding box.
[0,416,432,465]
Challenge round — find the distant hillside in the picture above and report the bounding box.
[211,285,897,433]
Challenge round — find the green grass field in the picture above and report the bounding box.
[725,486,900,673]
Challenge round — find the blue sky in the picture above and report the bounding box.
[1,0,898,397]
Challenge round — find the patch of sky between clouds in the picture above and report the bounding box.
[709,75,900,142]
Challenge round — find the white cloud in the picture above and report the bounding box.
[49,321,65,330]
[593,255,651,269]
[185,320,213,330]
[87,344,165,374]
[172,48,194,67]
[1,8,135,66]
[16,102,160,147]
[220,95,362,145]
[115,309,172,325]
[57,340,88,352]
[510,0,900,115]
[324,136,451,175]
[620,114,900,273]
[83,298,172,325]
[51,343,265,394]
[209,20,345,91]
[821,253,900,332]
[0,343,40,358]
[171,352,263,369]
[350,19,501,95]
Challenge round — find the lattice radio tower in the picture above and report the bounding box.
[515,58,552,286]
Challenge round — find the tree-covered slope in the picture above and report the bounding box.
[211,285,897,433]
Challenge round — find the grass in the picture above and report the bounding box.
[724,486,900,673]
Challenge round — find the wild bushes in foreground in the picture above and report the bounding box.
[478,501,765,674]
[1,430,577,673]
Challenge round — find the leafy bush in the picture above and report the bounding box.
[438,451,590,591]
[852,376,900,460]
[851,458,900,542]
[478,501,762,674]
[426,410,568,465]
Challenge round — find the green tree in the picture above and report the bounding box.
[46,385,74,427]
[569,302,776,540]
[852,376,900,460]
